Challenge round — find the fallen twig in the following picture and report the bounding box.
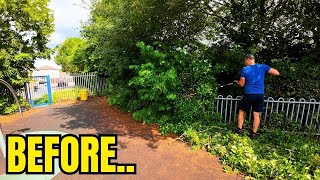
[168,133,186,146]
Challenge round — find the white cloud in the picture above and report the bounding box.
[48,32,66,48]
[39,0,90,67]
[47,0,90,48]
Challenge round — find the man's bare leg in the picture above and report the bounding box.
[252,111,261,133]
[238,109,245,129]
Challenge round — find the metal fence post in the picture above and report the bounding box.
[46,75,53,104]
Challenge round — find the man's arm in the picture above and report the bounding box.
[234,77,245,87]
[268,68,280,76]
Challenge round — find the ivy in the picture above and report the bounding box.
[179,121,320,180]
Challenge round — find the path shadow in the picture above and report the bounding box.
[53,97,173,150]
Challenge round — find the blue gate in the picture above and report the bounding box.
[26,75,53,107]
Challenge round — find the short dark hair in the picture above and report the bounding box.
[245,54,255,60]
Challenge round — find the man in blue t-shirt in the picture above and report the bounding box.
[234,54,280,139]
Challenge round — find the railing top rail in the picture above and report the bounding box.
[264,100,320,104]
[216,95,320,104]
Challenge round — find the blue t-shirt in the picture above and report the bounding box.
[240,64,271,94]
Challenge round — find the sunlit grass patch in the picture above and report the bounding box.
[34,88,88,104]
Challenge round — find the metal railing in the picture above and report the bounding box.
[49,72,107,102]
[214,95,320,133]
[13,72,108,106]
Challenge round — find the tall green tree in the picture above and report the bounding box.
[81,0,210,77]
[0,0,54,87]
[79,0,217,112]
[54,37,85,73]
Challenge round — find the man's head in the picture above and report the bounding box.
[244,54,255,66]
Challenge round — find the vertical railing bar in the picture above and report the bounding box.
[300,99,306,125]
[58,76,62,100]
[72,74,75,100]
[310,103,316,128]
[75,74,79,97]
[220,98,224,122]
[286,100,291,117]
[67,76,71,100]
[225,97,229,123]
[91,73,95,95]
[95,74,99,94]
[316,104,320,124]
[290,99,296,121]
[212,99,215,116]
[85,73,87,93]
[296,102,301,123]
[86,73,89,91]
[63,76,67,100]
[305,102,312,126]
[83,72,85,91]
[63,75,67,100]
[216,97,220,114]
[229,98,233,124]
[270,101,274,122]
[234,99,238,123]
[90,73,92,94]
[276,99,280,112]
[87,73,91,94]
[308,99,316,127]
[92,73,95,94]
[98,77,102,94]
[316,104,320,132]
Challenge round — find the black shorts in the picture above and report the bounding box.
[239,94,264,112]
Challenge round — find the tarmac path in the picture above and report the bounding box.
[0,97,241,180]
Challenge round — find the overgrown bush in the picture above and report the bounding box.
[107,42,218,128]
[0,96,29,115]
[103,41,320,179]
[0,97,18,115]
[265,61,320,100]
[263,112,303,132]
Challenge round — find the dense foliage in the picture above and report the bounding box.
[0,0,54,87]
[0,95,29,115]
[204,0,320,99]
[0,0,54,115]
[106,42,218,130]
[265,62,320,99]
[76,1,320,177]
[80,0,210,75]
[54,37,85,73]
[78,0,320,100]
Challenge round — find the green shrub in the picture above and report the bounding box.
[108,41,218,127]
[265,61,320,100]
[103,41,320,179]
[0,96,29,115]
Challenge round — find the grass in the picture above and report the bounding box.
[34,88,89,104]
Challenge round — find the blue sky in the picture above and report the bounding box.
[35,0,90,68]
